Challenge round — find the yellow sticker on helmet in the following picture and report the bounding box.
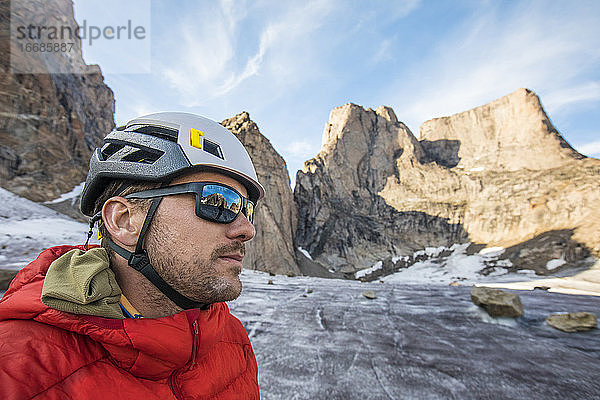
[190,128,203,149]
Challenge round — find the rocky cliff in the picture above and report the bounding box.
[419,89,585,171]
[222,112,301,276]
[0,0,115,202]
[296,89,599,276]
[295,105,468,274]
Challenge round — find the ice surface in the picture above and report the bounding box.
[231,270,600,399]
[0,188,98,270]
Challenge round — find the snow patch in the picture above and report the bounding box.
[392,255,409,263]
[298,247,313,260]
[413,246,446,258]
[355,261,383,279]
[382,243,526,285]
[546,257,566,270]
[44,182,85,204]
[0,218,85,238]
[469,167,484,172]
[479,246,505,256]
[0,188,99,270]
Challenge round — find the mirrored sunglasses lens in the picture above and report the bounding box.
[246,201,255,223]
[199,184,242,223]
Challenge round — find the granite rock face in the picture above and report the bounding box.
[296,89,599,275]
[295,104,469,274]
[419,89,585,171]
[0,0,115,202]
[382,89,600,257]
[222,112,300,276]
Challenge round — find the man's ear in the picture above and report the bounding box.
[102,197,143,248]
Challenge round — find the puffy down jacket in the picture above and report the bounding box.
[0,245,259,399]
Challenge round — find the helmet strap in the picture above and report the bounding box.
[84,211,103,250]
[106,196,208,310]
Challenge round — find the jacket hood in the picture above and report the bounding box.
[41,247,123,318]
[0,245,235,380]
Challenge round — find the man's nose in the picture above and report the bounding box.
[226,213,256,242]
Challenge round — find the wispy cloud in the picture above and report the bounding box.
[543,82,600,114]
[577,140,600,156]
[160,5,237,102]
[283,139,322,160]
[159,0,339,106]
[388,1,600,133]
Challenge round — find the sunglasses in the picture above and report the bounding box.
[124,182,255,224]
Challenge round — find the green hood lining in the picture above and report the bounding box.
[41,248,125,319]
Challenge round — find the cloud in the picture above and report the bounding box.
[160,6,236,101]
[577,140,600,156]
[283,139,322,160]
[159,0,340,106]
[388,1,600,132]
[543,82,600,114]
[370,38,393,66]
[389,0,422,19]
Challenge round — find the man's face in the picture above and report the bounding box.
[143,171,256,305]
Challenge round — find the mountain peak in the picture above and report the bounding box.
[419,88,584,171]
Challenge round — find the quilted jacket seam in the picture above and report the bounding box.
[29,355,109,399]
[204,343,256,399]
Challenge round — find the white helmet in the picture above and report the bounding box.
[81,112,264,216]
[80,112,264,310]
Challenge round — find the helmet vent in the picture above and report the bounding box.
[121,148,163,164]
[129,124,178,142]
[203,139,224,159]
[101,143,125,160]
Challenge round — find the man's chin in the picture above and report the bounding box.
[191,278,242,304]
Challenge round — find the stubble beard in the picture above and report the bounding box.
[144,220,245,306]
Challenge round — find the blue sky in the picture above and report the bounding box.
[73,0,600,185]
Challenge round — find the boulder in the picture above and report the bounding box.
[362,290,377,299]
[546,312,598,333]
[471,286,523,317]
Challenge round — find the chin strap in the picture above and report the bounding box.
[106,196,208,310]
[84,211,103,250]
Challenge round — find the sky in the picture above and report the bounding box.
[73,0,600,186]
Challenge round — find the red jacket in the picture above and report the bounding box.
[0,245,260,399]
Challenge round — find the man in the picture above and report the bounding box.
[0,112,262,399]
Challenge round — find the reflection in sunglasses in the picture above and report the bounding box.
[201,191,242,213]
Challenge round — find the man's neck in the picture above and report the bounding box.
[110,256,182,318]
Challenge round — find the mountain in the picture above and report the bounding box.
[419,88,585,171]
[296,89,599,276]
[0,0,115,203]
